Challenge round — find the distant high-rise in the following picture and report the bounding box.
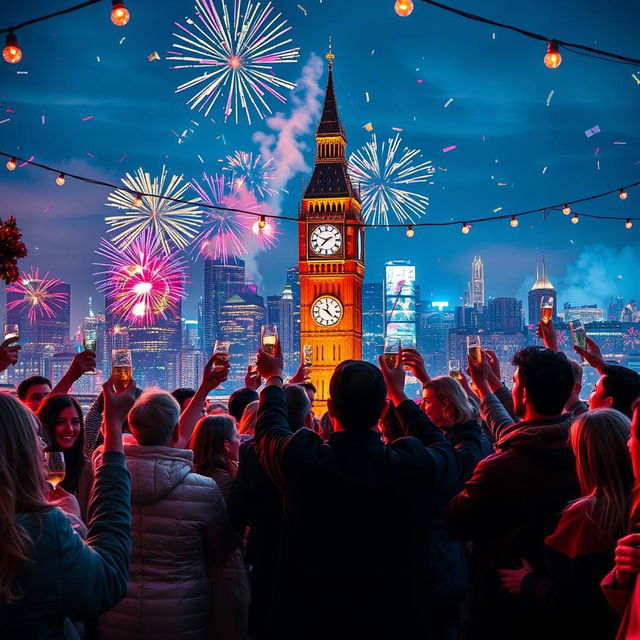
[528,259,556,325]
[203,257,246,354]
[286,267,301,365]
[489,297,523,332]
[267,295,282,326]
[279,285,294,374]
[471,256,484,309]
[385,261,417,347]
[362,282,384,363]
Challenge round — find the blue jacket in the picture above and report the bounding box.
[1,451,132,639]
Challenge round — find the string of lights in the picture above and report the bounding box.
[1,151,638,236]
[393,0,640,68]
[2,1,130,64]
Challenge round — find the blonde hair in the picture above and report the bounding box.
[128,387,180,446]
[423,376,478,426]
[238,400,259,436]
[570,409,633,543]
[0,393,48,601]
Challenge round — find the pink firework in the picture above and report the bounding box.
[624,327,640,349]
[556,330,568,347]
[95,232,187,325]
[6,268,68,324]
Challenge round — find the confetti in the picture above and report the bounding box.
[118,153,128,163]
[493,207,503,213]
[542,166,548,174]
[437,167,448,171]
[18,156,34,168]
[41,115,45,125]
[6,109,15,113]
[222,134,227,145]
[363,122,373,132]
[597,160,600,170]
[492,32,496,39]
[148,51,160,62]
[365,92,370,102]
[87,152,96,158]
[613,141,627,145]
[16,71,28,75]
[81,116,94,121]
[570,239,575,244]
[370,49,375,55]
[44,205,52,214]
[297,4,307,15]
[197,154,204,163]
[119,37,126,45]
[442,145,456,153]
[391,127,403,132]
[417,79,424,84]
[497,182,507,186]
[632,74,640,85]
[545,90,554,106]
[0,118,10,125]
[617,274,623,279]
[584,125,601,138]
[595,147,600,156]
[96,56,101,63]
[444,98,453,108]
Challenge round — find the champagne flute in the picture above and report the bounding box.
[111,348,132,392]
[569,320,587,351]
[261,325,279,355]
[213,340,231,369]
[247,353,258,378]
[467,335,482,365]
[448,359,462,380]
[44,451,66,488]
[303,344,313,367]
[83,327,98,374]
[3,323,19,344]
[540,297,554,324]
[383,337,401,368]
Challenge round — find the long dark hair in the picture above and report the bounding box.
[38,394,85,494]
[191,414,236,477]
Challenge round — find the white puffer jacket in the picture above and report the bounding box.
[97,443,234,640]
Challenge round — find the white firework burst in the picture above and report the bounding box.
[223,151,276,198]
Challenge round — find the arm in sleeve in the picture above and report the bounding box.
[480,392,517,441]
[226,443,253,533]
[83,393,104,458]
[58,451,132,619]
[601,567,635,616]
[205,482,237,557]
[494,385,516,420]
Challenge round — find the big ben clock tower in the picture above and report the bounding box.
[298,45,365,410]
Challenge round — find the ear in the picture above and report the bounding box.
[604,395,615,408]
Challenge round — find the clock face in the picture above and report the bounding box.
[310,224,342,256]
[312,296,343,327]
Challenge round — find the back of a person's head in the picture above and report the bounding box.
[0,393,47,601]
[570,408,633,542]
[17,376,51,401]
[191,414,236,476]
[329,360,387,431]
[238,400,259,436]
[601,365,640,418]
[512,346,573,415]
[568,359,583,386]
[128,388,180,446]
[284,384,311,431]
[423,376,478,425]
[299,381,317,394]
[228,387,259,422]
[171,387,196,411]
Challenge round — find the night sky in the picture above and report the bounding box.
[1,0,639,331]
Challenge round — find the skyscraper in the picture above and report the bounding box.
[488,297,524,332]
[384,261,417,347]
[279,285,294,374]
[528,260,556,325]
[471,256,484,309]
[362,282,384,364]
[286,266,301,370]
[267,295,282,326]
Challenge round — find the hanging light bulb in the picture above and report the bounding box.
[133,193,142,207]
[3,32,22,64]
[562,204,571,215]
[619,188,628,200]
[461,222,471,234]
[55,173,65,186]
[6,156,17,171]
[111,1,130,26]
[406,225,414,237]
[510,216,519,228]
[258,215,267,230]
[394,0,414,17]
[625,219,633,229]
[544,40,562,69]
[571,213,579,224]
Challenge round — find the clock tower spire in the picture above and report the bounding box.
[298,45,365,411]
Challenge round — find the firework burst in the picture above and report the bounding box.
[348,133,435,227]
[5,268,68,324]
[105,166,201,254]
[624,327,640,349]
[224,151,276,198]
[95,233,188,325]
[168,0,300,124]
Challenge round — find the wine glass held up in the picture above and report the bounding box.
[111,348,132,392]
[44,451,66,488]
[261,324,279,356]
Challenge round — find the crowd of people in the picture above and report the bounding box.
[2,320,640,639]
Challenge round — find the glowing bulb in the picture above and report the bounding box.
[56,173,65,186]
[562,204,571,215]
[132,302,146,316]
[257,215,267,230]
[6,156,17,171]
[133,282,153,295]
[461,223,471,234]
[394,0,414,17]
[3,33,22,64]
[620,189,628,200]
[111,1,130,26]
[625,219,633,229]
[510,216,519,228]
[406,225,414,237]
[133,193,142,207]
[571,214,579,224]
[544,40,562,69]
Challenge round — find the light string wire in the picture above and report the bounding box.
[419,0,640,66]
[1,150,639,229]
[0,0,103,35]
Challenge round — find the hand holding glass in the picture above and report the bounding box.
[448,359,462,380]
[111,348,132,391]
[83,328,98,374]
[261,325,279,355]
[383,337,401,368]
[213,340,231,369]
[303,344,313,367]
[467,336,482,364]
[44,451,66,488]
[540,297,554,324]
[570,320,587,351]
[3,323,19,344]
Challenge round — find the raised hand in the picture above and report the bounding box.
[400,348,430,386]
[244,364,263,391]
[574,337,606,373]
[102,377,137,428]
[613,533,640,586]
[289,362,311,385]
[467,349,493,397]
[536,319,558,351]
[257,342,284,382]
[378,350,406,406]
[68,350,97,379]
[497,558,534,595]
[202,355,230,391]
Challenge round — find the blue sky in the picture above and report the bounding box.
[1,0,639,330]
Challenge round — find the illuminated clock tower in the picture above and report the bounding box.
[298,46,365,411]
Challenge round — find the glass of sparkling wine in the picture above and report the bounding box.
[448,359,462,380]
[247,353,258,378]
[303,344,313,367]
[261,325,279,355]
[467,335,482,365]
[44,451,66,488]
[213,340,231,369]
[383,337,401,368]
[540,297,554,324]
[83,328,98,374]
[111,348,132,392]
[570,320,587,351]
[3,323,19,344]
